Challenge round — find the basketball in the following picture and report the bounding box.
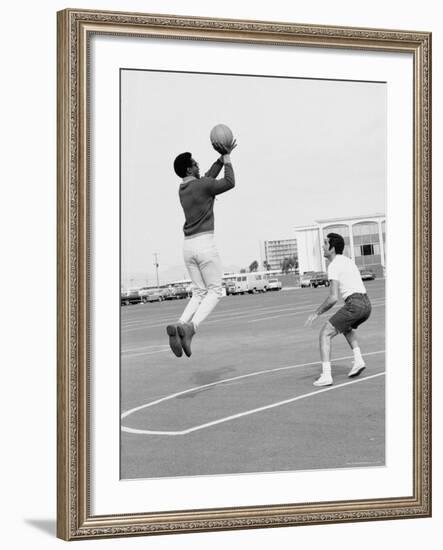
[210,124,234,147]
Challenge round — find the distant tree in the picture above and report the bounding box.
[263,260,271,271]
[281,256,298,273]
[288,255,298,272]
[249,260,259,272]
[281,257,290,274]
[240,268,247,273]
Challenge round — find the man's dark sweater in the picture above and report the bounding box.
[179,159,235,237]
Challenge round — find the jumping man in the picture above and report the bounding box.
[166,139,237,358]
[305,232,372,386]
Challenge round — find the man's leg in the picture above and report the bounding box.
[344,329,366,377]
[179,259,206,325]
[166,254,205,358]
[177,247,223,357]
[343,328,358,350]
[314,321,338,386]
[187,247,223,328]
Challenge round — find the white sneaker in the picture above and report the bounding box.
[313,374,333,387]
[348,360,366,378]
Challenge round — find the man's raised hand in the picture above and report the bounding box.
[212,139,237,155]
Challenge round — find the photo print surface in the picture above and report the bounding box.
[120,68,386,480]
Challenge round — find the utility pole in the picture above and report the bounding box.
[153,253,160,289]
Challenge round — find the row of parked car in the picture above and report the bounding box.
[300,269,376,289]
[121,276,284,305]
[223,275,282,296]
[121,285,189,306]
[122,268,377,305]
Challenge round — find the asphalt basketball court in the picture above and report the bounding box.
[120,279,385,479]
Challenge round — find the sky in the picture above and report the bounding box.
[121,69,386,287]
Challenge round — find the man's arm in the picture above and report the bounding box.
[204,157,224,179]
[305,280,339,326]
[208,157,235,196]
[207,140,237,196]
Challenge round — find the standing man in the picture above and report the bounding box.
[305,232,372,386]
[166,139,237,358]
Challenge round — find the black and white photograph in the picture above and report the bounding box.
[120,69,386,480]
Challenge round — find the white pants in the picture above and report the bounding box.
[179,233,223,329]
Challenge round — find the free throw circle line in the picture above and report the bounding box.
[121,372,385,436]
[121,350,385,433]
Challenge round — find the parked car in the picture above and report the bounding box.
[158,288,171,300]
[222,280,235,296]
[300,271,315,288]
[228,273,267,294]
[165,285,188,300]
[173,285,189,299]
[310,272,330,288]
[267,278,282,291]
[222,281,234,296]
[164,287,175,300]
[359,269,376,281]
[139,288,162,303]
[121,289,141,306]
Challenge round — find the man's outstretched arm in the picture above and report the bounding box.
[208,140,237,196]
[204,156,224,179]
[305,280,339,326]
[210,158,235,195]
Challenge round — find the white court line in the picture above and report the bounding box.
[120,302,298,330]
[122,297,385,332]
[122,373,385,436]
[121,301,385,359]
[121,350,385,435]
[121,299,309,327]
[121,302,320,332]
[247,301,385,323]
[122,344,170,354]
[123,349,170,359]
[206,301,314,320]
[204,303,331,326]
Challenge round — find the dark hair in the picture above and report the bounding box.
[326,232,345,255]
[174,152,193,178]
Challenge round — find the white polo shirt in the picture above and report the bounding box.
[327,254,366,300]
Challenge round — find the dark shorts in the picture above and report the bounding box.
[329,293,372,334]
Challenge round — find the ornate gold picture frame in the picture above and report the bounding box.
[57,8,431,540]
